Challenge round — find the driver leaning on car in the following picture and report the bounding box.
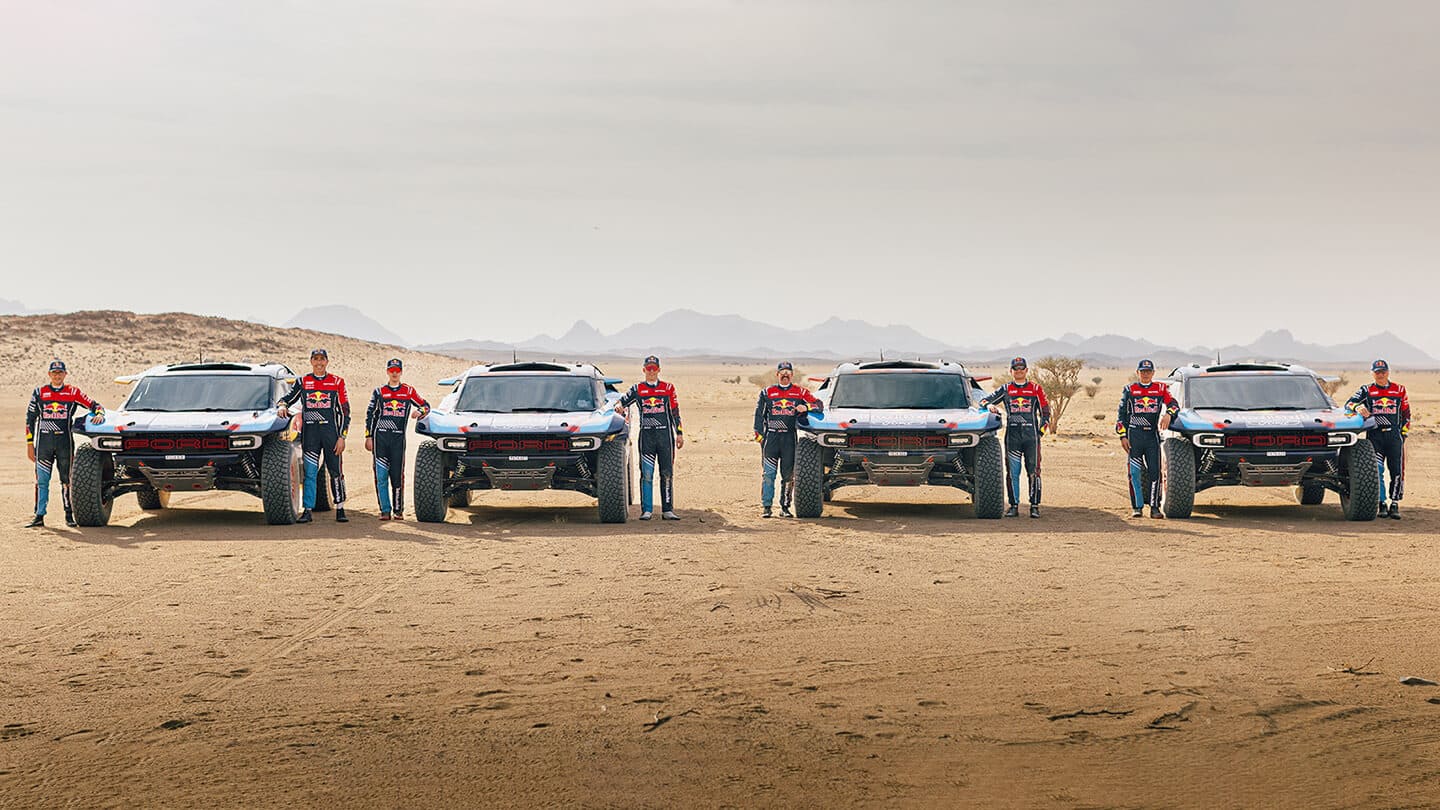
[1346,359,1411,519]
[278,349,350,524]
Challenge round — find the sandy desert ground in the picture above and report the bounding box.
[3,315,1440,808]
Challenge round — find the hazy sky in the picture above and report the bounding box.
[3,1,1437,352]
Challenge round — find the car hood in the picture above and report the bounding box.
[419,409,624,436]
[806,407,999,432]
[82,409,289,435]
[1175,407,1369,432]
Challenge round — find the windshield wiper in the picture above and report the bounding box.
[459,408,506,413]
[510,407,571,413]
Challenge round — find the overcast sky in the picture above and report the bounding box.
[3,1,1437,352]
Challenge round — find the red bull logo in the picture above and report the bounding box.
[382,400,407,417]
[306,391,332,407]
[42,402,68,419]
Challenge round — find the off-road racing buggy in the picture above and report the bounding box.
[1161,362,1379,521]
[412,362,631,523]
[792,360,1005,519]
[73,362,314,526]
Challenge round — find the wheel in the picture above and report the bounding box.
[596,438,628,524]
[70,442,114,527]
[1295,483,1325,505]
[414,440,449,523]
[793,438,825,518]
[261,437,302,525]
[1340,439,1380,521]
[1162,437,1195,518]
[312,465,332,512]
[136,486,170,510]
[971,433,1005,519]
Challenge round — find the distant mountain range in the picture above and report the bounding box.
[415,309,1439,369]
[283,305,407,348]
[0,298,54,316]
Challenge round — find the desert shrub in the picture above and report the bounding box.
[1084,384,1100,398]
[1035,356,1084,435]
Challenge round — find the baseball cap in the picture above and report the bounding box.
[1010,357,1027,370]
[386,358,403,371]
[1372,359,1389,372]
[777,361,794,371]
[643,355,660,368]
[48,359,66,373]
[310,348,329,359]
[1137,359,1155,372]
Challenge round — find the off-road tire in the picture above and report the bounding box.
[1295,483,1326,506]
[1162,437,1196,518]
[261,436,302,525]
[596,439,628,524]
[71,442,114,527]
[793,438,824,518]
[972,433,1005,519]
[414,440,448,524]
[1340,439,1380,521]
[136,487,170,510]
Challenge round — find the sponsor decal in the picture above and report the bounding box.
[382,400,407,417]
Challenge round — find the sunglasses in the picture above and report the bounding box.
[643,364,659,371]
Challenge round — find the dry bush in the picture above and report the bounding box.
[1320,373,1350,398]
[1083,384,1100,399]
[1035,356,1084,435]
[1091,376,1103,385]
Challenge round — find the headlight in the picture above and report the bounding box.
[570,436,599,451]
[229,435,260,450]
[440,437,467,451]
[948,433,977,448]
[820,433,849,447]
[1327,432,1358,447]
[1193,433,1225,448]
[95,436,124,451]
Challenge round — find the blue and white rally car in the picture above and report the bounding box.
[73,362,309,525]
[1161,362,1380,520]
[413,362,632,523]
[792,360,1006,518]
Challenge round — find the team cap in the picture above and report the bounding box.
[643,355,660,368]
[310,348,329,359]
[1010,357,1027,370]
[48,359,67,373]
[1137,359,1155,371]
[777,361,794,371]
[386,358,403,370]
[1372,359,1389,372]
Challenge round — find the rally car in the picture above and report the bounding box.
[73,362,313,525]
[412,362,631,523]
[1161,362,1380,520]
[792,360,1006,518]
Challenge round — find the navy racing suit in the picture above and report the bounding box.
[279,373,351,510]
[617,380,683,514]
[753,384,823,512]
[980,380,1051,507]
[365,383,429,516]
[1116,381,1179,510]
[26,384,104,517]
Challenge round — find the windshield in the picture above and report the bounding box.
[1185,375,1331,410]
[125,375,274,412]
[456,375,599,413]
[829,373,970,410]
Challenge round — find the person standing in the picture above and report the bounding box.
[25,359,105,528]
[615,355,684,520]
[753,361,823,518]
[278,349,350,523]
[1346,359,1411,519]
[981,357,1050,518]
[1116,359,1178,518]
[365,358,429,521]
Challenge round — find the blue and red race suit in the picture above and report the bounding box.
[617,380,683,513]
[1346,381,1411,503]
[1116,381,1179,509]
[279,373,351,509]
[752,384,822,511]
[364,383,429,516]
[26,384,104,517]
[980,381,1051,506]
